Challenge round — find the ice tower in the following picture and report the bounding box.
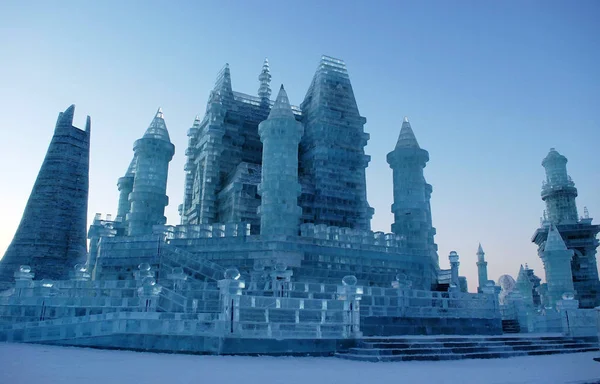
[532,148,600,308]
[387,118,438,265]
[127,108,175,236]
[541,148,578,224]
[258,85,303,236]
[0,105,90,286]
[298,56,373,230]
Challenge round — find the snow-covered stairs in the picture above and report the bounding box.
[335,335,599,362]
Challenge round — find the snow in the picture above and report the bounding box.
[1,343,599,384]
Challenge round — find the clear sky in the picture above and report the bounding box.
[0,0,598,291]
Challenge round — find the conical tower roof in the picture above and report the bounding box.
[395,117,420,149]
[545,224,568,251]
[477,243,484,255]
[143,107,171,142]
[268,85,295,120]
[124,156,137,178]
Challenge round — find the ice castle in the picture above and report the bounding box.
[0,56,596,357]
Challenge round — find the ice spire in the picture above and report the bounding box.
[268,85,294,119]
[545,224,568,251]
[258,58,272,101]
[395,117,420,149]
[143,107,171,142]
[213,63,233,101]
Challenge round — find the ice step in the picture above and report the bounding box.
[335,347,598,362]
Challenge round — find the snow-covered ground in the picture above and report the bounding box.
[1,343,599,384]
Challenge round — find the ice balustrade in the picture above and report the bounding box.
[0,311,220,344]
[299,223,409,253]
[218,271,362,339]
[153,223,251,240]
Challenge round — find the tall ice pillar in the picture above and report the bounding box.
[127,108,175,236]
[257,85,303,236]
[0,105,90,286]
[476,243,488,293]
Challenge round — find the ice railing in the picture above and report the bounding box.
[249,280,499,320]
[226,294,360,339]
[299,223,407,252]
[0,311,219,344]
[153,223,251,240]
[0,287,361,341]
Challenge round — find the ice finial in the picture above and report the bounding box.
[258,58,272,101]
[584,206,590,219]
[404,116,409,123]
[545,223,568,251]
[143,107,171,142]
[395,117,420,149]
[267,84,295,119]
[477,243,484,255]
[85,115,91,133]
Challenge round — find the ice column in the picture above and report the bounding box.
[257,85,303,236]
[449,251,460,291]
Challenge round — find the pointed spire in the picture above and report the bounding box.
[268,85,295,120]
[545,224,568,251]
[258,58,272,101]
[395,117,420,149]
[477,243,484,255]
[143,107,171,142]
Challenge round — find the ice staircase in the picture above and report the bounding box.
[502,319,521,333]
[335,335,599,362]
[159,244,226,282]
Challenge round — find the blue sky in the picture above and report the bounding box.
[0,0,598,291]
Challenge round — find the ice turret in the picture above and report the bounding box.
[476,243,488,293]
[387,118,438,267]
[0,105,90,287]
[541,148,578,224]
[116,156,137,224]
[258,85,303,236]
[539,224,575,307]
[127,108,175,236]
